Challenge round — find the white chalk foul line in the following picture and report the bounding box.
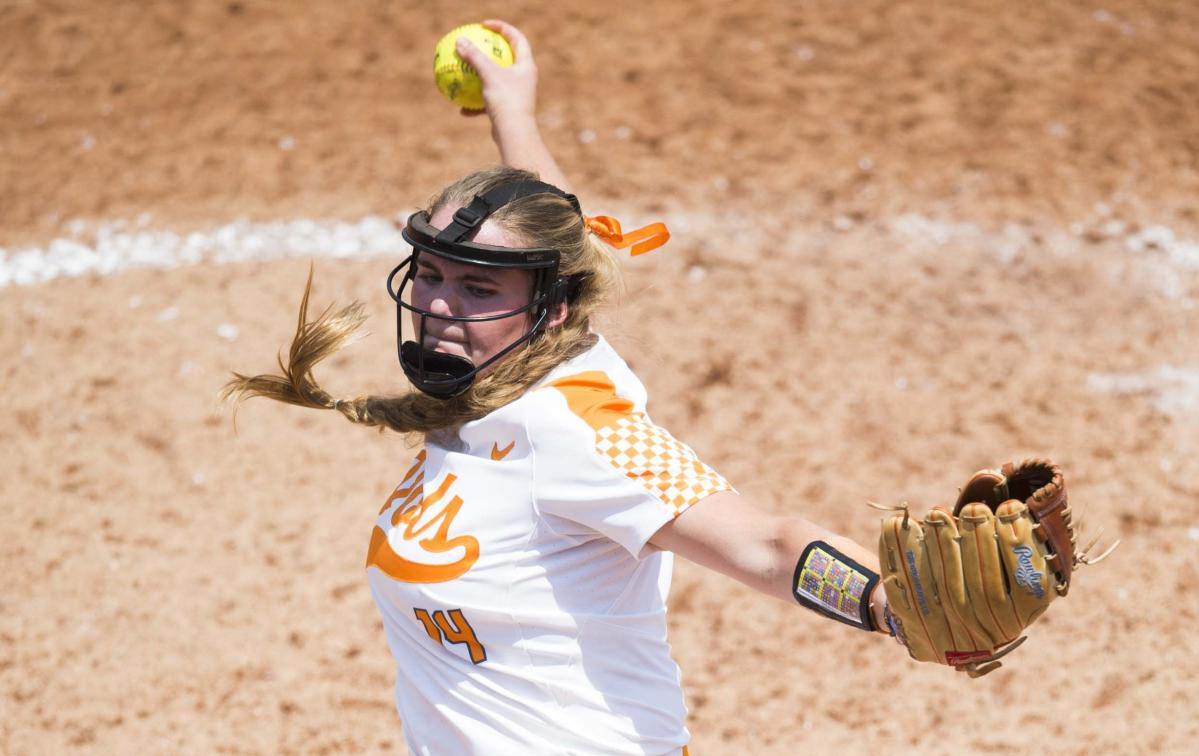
[4,211,1197,292]
[0,215,414,289]
[0,209,753,289]
[1088,366,1199,416]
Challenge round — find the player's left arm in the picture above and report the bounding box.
[455,19,572,192]
[649,490,890,634]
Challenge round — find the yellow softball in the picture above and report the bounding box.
[433,23,514,111]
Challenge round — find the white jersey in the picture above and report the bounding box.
[365,336,730,755]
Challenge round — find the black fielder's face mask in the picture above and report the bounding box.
[386,180,582,400]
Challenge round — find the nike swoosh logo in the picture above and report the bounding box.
[490,441,515,461]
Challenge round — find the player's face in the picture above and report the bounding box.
[409,205,535,371]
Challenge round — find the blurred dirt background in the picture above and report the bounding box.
[3,0,1198,753]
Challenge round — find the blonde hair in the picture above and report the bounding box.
[222,166,621,435]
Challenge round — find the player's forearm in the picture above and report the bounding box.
[654,492,889,633]
[709,515,889,634]
[490,112,572,193]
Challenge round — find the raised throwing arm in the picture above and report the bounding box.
[455,19,572,193]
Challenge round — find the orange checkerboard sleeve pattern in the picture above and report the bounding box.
[549,370,732,517]
[594,413,730,516]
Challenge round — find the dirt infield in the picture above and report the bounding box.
[3,1,1198,753]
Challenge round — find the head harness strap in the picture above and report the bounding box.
[436,180,582,243]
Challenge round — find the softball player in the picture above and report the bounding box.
[227,20,892,755]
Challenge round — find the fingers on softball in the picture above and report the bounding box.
[433,23,514,110]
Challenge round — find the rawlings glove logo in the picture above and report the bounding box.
[1012,545,1045,598]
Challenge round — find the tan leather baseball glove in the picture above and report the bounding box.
[872,459,1116,677]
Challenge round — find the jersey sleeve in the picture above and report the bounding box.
[527,370,733,558]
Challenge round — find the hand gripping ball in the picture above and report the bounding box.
[433,24,514,111]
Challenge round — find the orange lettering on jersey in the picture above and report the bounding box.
[366,453,480,583]
[379,450,427,514]
[548,371,634,431]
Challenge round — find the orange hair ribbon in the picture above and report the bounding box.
[583,215,670,256]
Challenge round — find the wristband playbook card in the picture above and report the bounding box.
[792,541,880,631]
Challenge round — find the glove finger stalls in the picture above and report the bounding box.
[924,509,992,654]
[957,503,1021,644]
[996,500,1055,626]
[878,514,944,664]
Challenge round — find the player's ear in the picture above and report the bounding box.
[545,301,568,330]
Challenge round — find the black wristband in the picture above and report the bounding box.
[792,541,881,632]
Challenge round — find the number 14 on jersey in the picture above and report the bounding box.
[414,608,488,664]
